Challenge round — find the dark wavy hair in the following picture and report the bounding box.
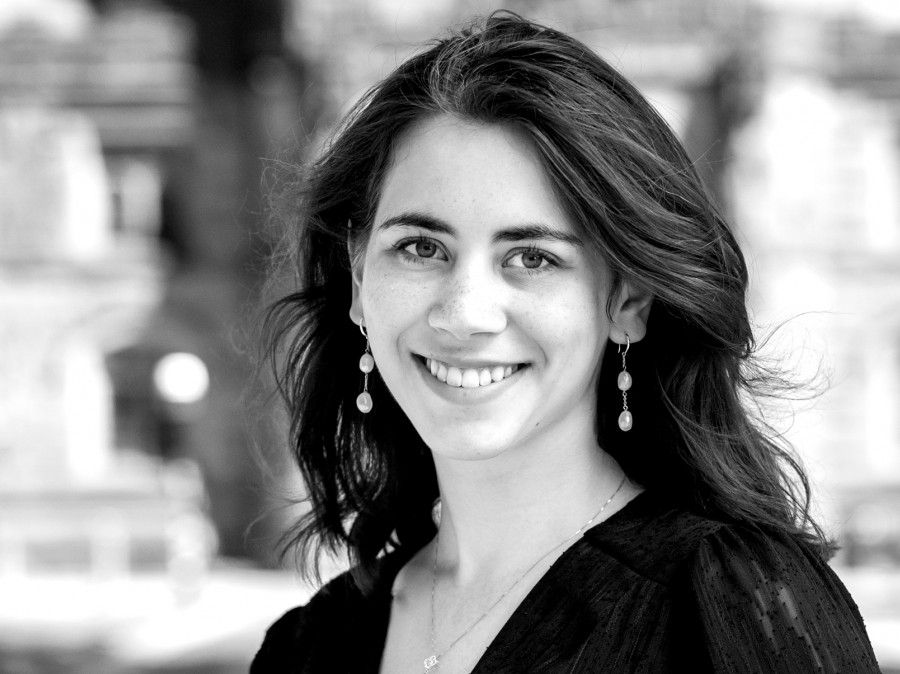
[263,12,829,591]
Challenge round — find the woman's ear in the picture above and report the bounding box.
[348,240,364,326]
[609,281,653,344]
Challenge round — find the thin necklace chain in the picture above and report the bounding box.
[424,474,628,672]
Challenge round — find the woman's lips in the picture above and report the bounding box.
[423,357,522,388]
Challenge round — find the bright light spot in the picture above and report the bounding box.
[0,0,93,41]
[153,353,209,404]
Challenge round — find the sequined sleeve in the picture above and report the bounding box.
[689,526,880,673]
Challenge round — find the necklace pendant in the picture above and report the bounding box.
[424,654,439,670]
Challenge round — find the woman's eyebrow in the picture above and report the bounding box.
[377,212,582,246]
[376,212,453,235]
[492,224,583,247]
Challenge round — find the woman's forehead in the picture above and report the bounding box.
[374,115,573,233]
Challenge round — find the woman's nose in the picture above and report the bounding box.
[427,263,507,339]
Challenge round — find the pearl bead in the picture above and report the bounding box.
[356,391,373,413]
[359,353,375,373]
[617,371,632,391]
[618,410,633,431]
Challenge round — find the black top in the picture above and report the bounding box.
[251,491,880,673]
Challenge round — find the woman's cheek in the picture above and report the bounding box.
[364,270,407,316]
[361,268,428,347]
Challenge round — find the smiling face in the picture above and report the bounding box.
[352,115,625,463]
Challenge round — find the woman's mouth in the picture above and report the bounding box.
[422,357,522,388]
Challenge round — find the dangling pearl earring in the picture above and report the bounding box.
[617,334,633,431]
[357,321,374,414]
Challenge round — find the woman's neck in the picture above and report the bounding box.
[430,436,631,586]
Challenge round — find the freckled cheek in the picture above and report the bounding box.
[360,272,431,354]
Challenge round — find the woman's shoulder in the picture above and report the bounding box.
[250,570,360,672]
[581,490,879,672]
[583,489,830,582]
[582,490,732,583]
[251,557,400,673]
[686,521,879,671]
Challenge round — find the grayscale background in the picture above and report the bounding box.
[1,0,898,671]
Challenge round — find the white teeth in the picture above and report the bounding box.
[461,370,480,388]
[423,358,521,388]
[446,367,463,387]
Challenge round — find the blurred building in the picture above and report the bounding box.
[729,7,900,565]
[0,0,310,670]
[0,0,215,590]
[0,0,299,572]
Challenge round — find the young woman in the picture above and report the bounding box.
[252,13,879,674]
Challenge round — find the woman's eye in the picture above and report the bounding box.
[413,240,438,258]
[507,249,553,270]
[520,251,545,269]
[398,238,446,261]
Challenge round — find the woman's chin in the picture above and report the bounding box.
[416,423,527,464]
